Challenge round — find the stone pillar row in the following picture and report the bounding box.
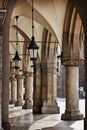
[9,60,84,122]
[9,75,23,106]
[9,72,33,109]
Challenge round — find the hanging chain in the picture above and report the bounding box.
[32,0,34,37]
[15,15,19,51]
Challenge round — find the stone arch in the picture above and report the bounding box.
[2,0,19,129]
[70,1,87,130]
[10,24,31,71]
[3,0,86,129]
[62,1,84,63]
[61,0,84,121]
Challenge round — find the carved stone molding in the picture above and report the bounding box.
[24,71,33,77]
[62,58,83,66]
[15,74,23,79]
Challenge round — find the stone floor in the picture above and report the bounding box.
[9,98,85,130]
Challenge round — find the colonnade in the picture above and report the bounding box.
[9,61,83,121]
[9,63,59,114]
[9,72,33,109]
[0,1,86,130]
[2,61,84,130]
[0,29,84,129]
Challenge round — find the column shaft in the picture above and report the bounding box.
[84,32,87,130]
[15,75,23,106]
[66,66,79,110]
[42,67,60,114]
[33,64,42,113]
[61,66,83,120]
[22,72,33,109]
[0,74,2,129]
[9,80,11,103]
[2,0,18,129]
[10,78,17,104]
[2,32,10,129]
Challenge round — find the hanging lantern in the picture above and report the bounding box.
[13,51,21,69]
[12,15,21,69]
[28,36,39,61]
[27,0,39,63]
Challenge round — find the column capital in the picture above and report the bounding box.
[10,77,16,81]
[62,58,83,66]
[23,71,33,77]
[15,74,23,79]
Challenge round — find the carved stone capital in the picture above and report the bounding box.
[15,74,23,79]
[24,71,33,77]
[62,58,83,66]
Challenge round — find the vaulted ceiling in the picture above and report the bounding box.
[0,0,84,73]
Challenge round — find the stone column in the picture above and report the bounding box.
[15,75,23,106]
[61,60,83,120]
[42,66,60,114]
[84,32,87,130]
[22,72,33,109]
[2,1,19,129]
[2,31,10,129]
[9,80,11,103]
[0,35,3,130]
[33,63,42,113]
[10,78,17,104]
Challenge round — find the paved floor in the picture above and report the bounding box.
[9,98,85,130]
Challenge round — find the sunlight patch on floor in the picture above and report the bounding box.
[29,114,62,130]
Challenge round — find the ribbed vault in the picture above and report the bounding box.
[9,0,69,74]
[0,0,84,85]
[62,1,84,63]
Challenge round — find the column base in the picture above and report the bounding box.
[15,101,23,106]
[61,110,83,120]
[42,101,60,114]
[9,100,16,104]
[33,105,42,114]
[22,102,32,109]
[2,122,10,130]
